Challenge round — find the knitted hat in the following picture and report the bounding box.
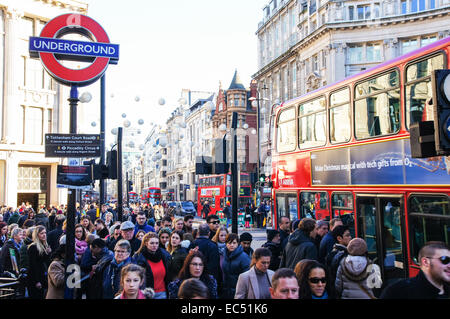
[240,232,252,242]
[347,238,368,256]
[267,229,279,242]
[158,227,172,237]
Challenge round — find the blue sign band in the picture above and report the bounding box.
[29,37,119,61]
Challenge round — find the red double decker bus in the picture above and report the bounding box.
[142,187,161,205]
[197,173,252,218]
[271,37,450,287]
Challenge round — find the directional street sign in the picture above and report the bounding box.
[45,134,101,158]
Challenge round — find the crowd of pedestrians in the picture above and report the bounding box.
[0,202,448,299]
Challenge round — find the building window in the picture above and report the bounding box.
[25,107,43,145]
[19,16,34,39]
[401,38,419,54]
[366,43,382,62]
[401,0,407,14]
[47,109,52,134]
[421,35,437,46]
[309,0,317,14]
[349,6,354,20]
[313,54,319,72]
[322,50,327,68]
[429,0,436,9]
[292,63,297,97]
[374,3,381,18]
[348,45,363,64]
[410,0,418,12]
[357,5,370,19]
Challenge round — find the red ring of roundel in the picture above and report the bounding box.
[39,14,110,86]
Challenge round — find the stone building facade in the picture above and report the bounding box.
[0,0,88,208]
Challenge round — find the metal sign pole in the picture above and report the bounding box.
[231,112,238,234]
[64,85,78,299]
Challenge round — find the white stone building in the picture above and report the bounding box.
[0,0,88,208]
[254,0,450,175]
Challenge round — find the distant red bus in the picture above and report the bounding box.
[142,187,161,205]
[271,37,450,287]
[128,191,138,202]
[197,173,252,218]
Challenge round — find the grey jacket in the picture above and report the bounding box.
[335,255,382,299]
[234,266,274,299]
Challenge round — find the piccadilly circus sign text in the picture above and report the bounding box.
[29,14,119,87]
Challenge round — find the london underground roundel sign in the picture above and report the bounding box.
[29,14,119,87]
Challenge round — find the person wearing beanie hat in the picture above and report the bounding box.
[262,229,282,271]
[240,232,254,259]
[335,237,381,299]
[347,238,367,256]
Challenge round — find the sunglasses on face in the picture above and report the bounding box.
[309,277,327,284]
[427,256,450,265]
[209,221,219,225]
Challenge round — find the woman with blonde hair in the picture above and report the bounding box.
[27,225,51,299]
[172,217,184,233]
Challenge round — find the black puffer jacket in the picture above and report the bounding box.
[280,229,318,269]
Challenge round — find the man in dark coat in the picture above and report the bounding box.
[381,241,449,299]
[35,207,49,229]
[108,221,141,255]
[318,218,343,264]
[278,216,291,251]
[47,215,65,253]
[262,229,282,271]
[280,218,318,269]
[86,204,98,223]
[194,224,220,281]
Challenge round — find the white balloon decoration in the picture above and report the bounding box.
[128,141,135,148]
[122,113,127,118]
[243,123,249,130]
[219,123,227,132]
[158,98,166,106]
[79,92,92,103]
[138,119,144,125]
[139,145,144,151]
[251,129,257,135]
[135,96,140,102]
[123,120,131,128]
[91,121,97,127]
[111,128,118,135]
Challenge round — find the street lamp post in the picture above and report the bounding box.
[249,84,268,207]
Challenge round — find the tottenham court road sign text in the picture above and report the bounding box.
[45,134,101,158]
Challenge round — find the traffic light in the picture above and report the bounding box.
[128,180,133,192]
[213,138,229,174]
[432,69,450,155]
[106,150,118,179]
[259,174,266,183]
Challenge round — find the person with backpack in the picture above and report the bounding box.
[335,238,381,299]
[325,225,352,293]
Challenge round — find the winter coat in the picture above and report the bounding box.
[19,237,33,270]
[380,270,449,299]
[261,241,282,271]
[221,245,251,299]
[134,223,155,236]
[27,243,51,289]
[0,239,21,274]
[133,248,172,292]
[47,226,64,253]
[168,242,190,281]
[335,255,381,299]
[235,266,274,299]
[193,237,220,281]
[168,275,218,299]
[86,249,114,299]
[46,259,65,299]
[35,213,49,229]
[280,229,318,269]
[7,212,20,225]
[279,229,290,251]
[102,256,133,299]
[319,232,336,264]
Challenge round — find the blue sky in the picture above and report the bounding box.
[81,0,268,142]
